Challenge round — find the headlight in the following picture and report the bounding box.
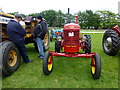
[57,36,62,41]
[82,36,87,42]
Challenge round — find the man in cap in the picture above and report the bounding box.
[34,15,48,59]
[6,14,32,63]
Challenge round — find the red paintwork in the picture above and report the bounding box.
[56,31,61,35]
[63,23,80,53]
[63,23,80,30]
[64,45,79,53]
[91,57,96,67]
[48,56,53,64]
[49,51,96,58]
[75,15,79,24]
[112,26,120,36]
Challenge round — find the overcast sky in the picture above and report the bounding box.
[0,0,120,15]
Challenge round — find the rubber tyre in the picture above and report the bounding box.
[91,53,101,79]
[102,30,120,56]
[55,40,61,53]
[43,51,53,75]
[84,35,91,54]
[1,41,20,77]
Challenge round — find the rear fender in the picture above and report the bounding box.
[112,26,120,36]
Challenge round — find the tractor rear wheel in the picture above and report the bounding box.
[1,41,20,77]
[102,30,120,56]
[84,35,91,54]
[44,30,50,51]
[91,53,101,79]
[43,51,53,75]
[55,40,61,53]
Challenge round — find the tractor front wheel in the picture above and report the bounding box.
[43,51,53,75]
[91,53,101,79]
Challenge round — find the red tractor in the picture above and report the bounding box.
[102,26,120,56]
[43,16,101,79]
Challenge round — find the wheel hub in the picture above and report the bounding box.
[104,37,112,51]
[48,56,53,71]
[92,59,95,74]
[7,50,17,67]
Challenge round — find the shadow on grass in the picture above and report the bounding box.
[25,44,36,52]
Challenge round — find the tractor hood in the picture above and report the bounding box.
[0,12,14,24]
[63,23,80,31]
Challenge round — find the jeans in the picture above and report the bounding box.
[35,37,44,58]
[15,42,30,63]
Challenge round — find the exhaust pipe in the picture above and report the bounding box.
[67,8,71,23]
[75,15,78,24]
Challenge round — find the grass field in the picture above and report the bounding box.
[2,33,119,88]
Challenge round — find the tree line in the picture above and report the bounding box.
[9,9,120,29]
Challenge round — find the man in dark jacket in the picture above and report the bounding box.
[34,15,48,59]
[6,14,32,63]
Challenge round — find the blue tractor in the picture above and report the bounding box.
[50,29,63,41]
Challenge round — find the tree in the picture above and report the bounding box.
[8,12,19,15]
[8,9,119,28]
[28,10,66,27]
[40,10,57,27]
[8,12,26,18]
[96,10,118,29]
[77,10,100,29]
[92,12,101,29]
[56,10,66,27]
[77,11,87,28]
[28,13,40,17]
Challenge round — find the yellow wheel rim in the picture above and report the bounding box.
[44,31,49,47]
[7,50,17,67]
[92,59,95,74]
[48,56,52,71]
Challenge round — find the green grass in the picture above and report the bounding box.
[2,33,118,88]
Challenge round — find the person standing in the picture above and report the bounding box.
[6,14,32,63]
[34,15,48,59]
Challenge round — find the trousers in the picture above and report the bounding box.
[35,37,44,58]
[15,42,30,63]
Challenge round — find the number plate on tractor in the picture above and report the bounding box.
[68,32,74,37]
